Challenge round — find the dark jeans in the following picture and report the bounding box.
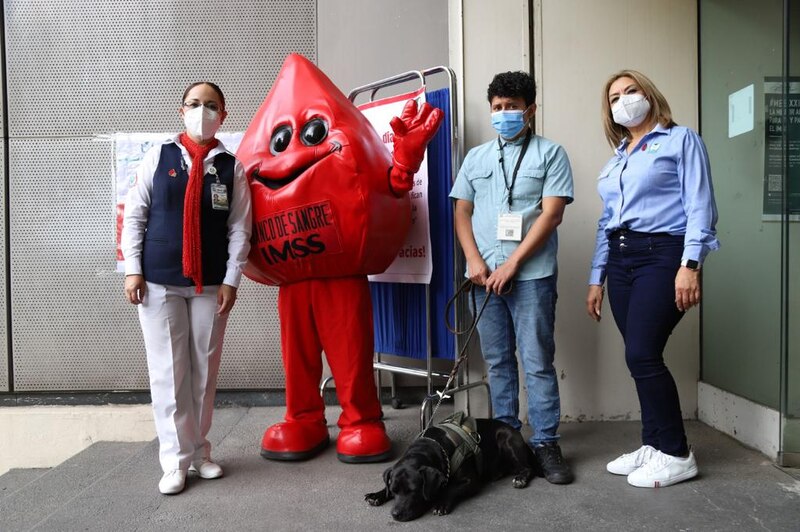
[606,230,689,457]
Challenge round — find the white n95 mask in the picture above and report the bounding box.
[183,105,221,141]
[611,94,651,128]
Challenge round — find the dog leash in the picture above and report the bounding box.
[424,279,512,430]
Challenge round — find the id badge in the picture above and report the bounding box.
[210,183,229,211]
[497,213,523,241]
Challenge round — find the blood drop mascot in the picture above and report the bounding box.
[237,54,442,462]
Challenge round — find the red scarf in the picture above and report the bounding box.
[179,132,219,293]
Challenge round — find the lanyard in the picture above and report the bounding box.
[497,129,532,208]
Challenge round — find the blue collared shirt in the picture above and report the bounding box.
[450,133,574,280]
[589,124,720,285]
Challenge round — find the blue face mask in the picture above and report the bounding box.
[491,110,527,139]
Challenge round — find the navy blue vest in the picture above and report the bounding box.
[142,143,235,286]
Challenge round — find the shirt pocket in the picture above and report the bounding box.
[467,169,493,201]
[597,159,619,180]
[512,167,545,201]
[596,168,616,199]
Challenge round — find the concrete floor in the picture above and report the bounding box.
[2,405,800,531]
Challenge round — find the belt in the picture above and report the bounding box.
[608,229,677,240]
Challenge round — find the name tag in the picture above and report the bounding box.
[210,183,229,211]
[497,213,523,241]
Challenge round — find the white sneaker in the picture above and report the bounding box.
[190,458,223,479]
[158,470,187,495]
[606,445,657,475]
[627,450,698,488]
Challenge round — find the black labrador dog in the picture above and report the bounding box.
[365,414,541,521]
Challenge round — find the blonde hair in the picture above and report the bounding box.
[601,70,676,148]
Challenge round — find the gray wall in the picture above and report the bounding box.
[318,0,449,95]
[448,0,699,422]
[4,0,317,391]
[0,0,711,427]
[0,139,6,391]
[1,0,452,393]
[536,0,700,420]
[317,0,454,389]
[1,41,6,390]
[425,0,701,422]
[448,0,535,417]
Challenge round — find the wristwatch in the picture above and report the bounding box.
[681,259,700,271]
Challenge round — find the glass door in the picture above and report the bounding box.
[700,0,799,465]
[779,0,799,466]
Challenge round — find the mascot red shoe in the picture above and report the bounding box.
[237,54,442,463]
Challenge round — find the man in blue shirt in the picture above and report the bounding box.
[450,71,575,484]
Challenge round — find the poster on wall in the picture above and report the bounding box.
[113,132,243,272]
[358,87,433,284]
[762,77,800,221]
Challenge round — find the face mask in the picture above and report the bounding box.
[611,93,651,128]
[183,105,222,141]
[491,110,527,139]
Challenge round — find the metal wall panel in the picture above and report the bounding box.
[0,42,4,136]
[216,279,284,389]
[9,138,284,390]
[0,139,7,391]
[5,0,314,391]
[4,0,316,135]
[1,22,7,390]
[9,138,148,391]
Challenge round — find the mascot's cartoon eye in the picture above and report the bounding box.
[270,125,293,155]
[300,118,329,147]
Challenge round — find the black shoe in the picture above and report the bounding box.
[534,441,574,485]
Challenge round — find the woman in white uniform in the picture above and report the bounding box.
[121,82,252,495]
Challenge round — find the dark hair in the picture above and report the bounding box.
[487,71,536,106]
[182,82,226,110]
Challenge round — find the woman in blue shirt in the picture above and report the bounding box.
[586,70,719,488]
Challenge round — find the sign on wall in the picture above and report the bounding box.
[358,87,433,284]
[763,77,800,221]
[728,84,754,138]
[112,114,432,284]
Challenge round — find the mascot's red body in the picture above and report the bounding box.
[237,54,442,462]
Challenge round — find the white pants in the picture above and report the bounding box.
[138,282,228,472]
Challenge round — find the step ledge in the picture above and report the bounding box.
[698,381,779,460]
[0,405,156,475]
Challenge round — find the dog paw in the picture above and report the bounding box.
[364,494,385,506]
[512,474,532,488]
[432,504,451,516]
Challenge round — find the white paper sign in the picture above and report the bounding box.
[729,84,754,138]
[359,88,433,284]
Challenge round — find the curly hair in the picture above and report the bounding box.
[487,71,537,106]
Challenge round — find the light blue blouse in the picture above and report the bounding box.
[589,124,720,285]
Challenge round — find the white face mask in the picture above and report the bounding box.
[183,105,222,141]
[611,93,651,128]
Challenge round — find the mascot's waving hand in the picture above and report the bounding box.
[237,53,442,463]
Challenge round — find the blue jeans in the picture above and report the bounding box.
[473,276,560,445]
[606,231,688,456]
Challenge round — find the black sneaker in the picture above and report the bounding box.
[534,441,574,485]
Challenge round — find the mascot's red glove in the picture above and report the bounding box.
[388,99,444,195]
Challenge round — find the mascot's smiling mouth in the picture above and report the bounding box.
[252,140,343,190]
